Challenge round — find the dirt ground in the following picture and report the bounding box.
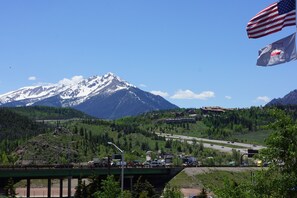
[15,179,79,197]
[180,188,201,197]
[16,187,75,197]
[16,188,198,198]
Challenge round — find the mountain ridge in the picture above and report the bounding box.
[0,73,178,119]
[266,89,297,106]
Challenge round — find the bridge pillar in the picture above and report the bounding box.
[47,178,51,198]
[126,176,134,191]
[59,178,63,198]
[26,178,30,198]
[0,178,8,196]
[68,176,72,198]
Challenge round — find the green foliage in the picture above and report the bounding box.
[122,190,132,198]
[162,183,183,198]
[4,106,282,166]
[210,109,297,197]
[4,178,16,198]
[93,175,121,198]
[198,171,252,193]
[116,106,281,144]
[262,109,297,174]
[132,177,158,198]
[0,108,50,164]
[139,191,149,198]
[1,152,9,165]
[250,170,297,198]
[214,179,254,198]
[8,106,92,120]
[0,108,45,140]
[89,176,131,198]
[252,109,297,197]
[74,179,83,198]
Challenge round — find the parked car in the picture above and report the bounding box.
[142,161,151,168]
[164,157,174,167]
[150,160,165,167]
[182,156,198,167]
[116,161,127,167]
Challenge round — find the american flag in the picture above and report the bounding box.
[246,0,296,39]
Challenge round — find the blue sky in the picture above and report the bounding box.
[0,0,297,108]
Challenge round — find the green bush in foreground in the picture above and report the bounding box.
[214,109,297,198]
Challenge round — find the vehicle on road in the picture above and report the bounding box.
[182,156,198,167]
[150,160,165,167]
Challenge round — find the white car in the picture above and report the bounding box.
[116,161,127,167]
[150,160,164,167]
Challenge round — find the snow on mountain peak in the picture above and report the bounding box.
[58,76,84,86]
[0,72,136,106]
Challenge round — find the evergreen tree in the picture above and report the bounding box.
[132,177,158,198]
[4,178,16,198]
[93,175,121,198]
[154,142,159,151]
[81,181,88,197]
[1,152,9,165]
[74,179,83,198]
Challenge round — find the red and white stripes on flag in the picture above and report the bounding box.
[246,0,296,39]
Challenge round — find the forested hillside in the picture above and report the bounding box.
[1,105,297,166]
[7,106,92,120]
[115,106,279,144]
[13,119,235,166]
[0,108,50,164]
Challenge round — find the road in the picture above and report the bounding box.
[156,132,266,154]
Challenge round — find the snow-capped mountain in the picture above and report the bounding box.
[0,73,178,119]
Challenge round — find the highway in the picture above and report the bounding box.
[156,132,266,154]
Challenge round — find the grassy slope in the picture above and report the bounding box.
[231,130,272,145]
[170,168,257,196]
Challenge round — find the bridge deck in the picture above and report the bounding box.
[0,167,183,179]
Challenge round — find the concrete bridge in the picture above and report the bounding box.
[0,166,183,197]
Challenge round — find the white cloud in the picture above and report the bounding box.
[256,96,271,103]
[225,96,232,100]
[58,75,84,86]
[139,84,147,88]
[151,90,169,98]
[171,89,215,100]
[28,76,37,81]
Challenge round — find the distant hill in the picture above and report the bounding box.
[0,108,46,143]
[266,90,297,106]
[8,106,93,120]
[0,73,178,119]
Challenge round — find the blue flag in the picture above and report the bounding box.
[257,33,297,66]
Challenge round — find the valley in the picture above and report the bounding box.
[0,105,296,197]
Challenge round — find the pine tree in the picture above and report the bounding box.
[4,178,16,198]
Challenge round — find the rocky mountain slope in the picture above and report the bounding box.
[0,73,178,119]
[266,89,297,106]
